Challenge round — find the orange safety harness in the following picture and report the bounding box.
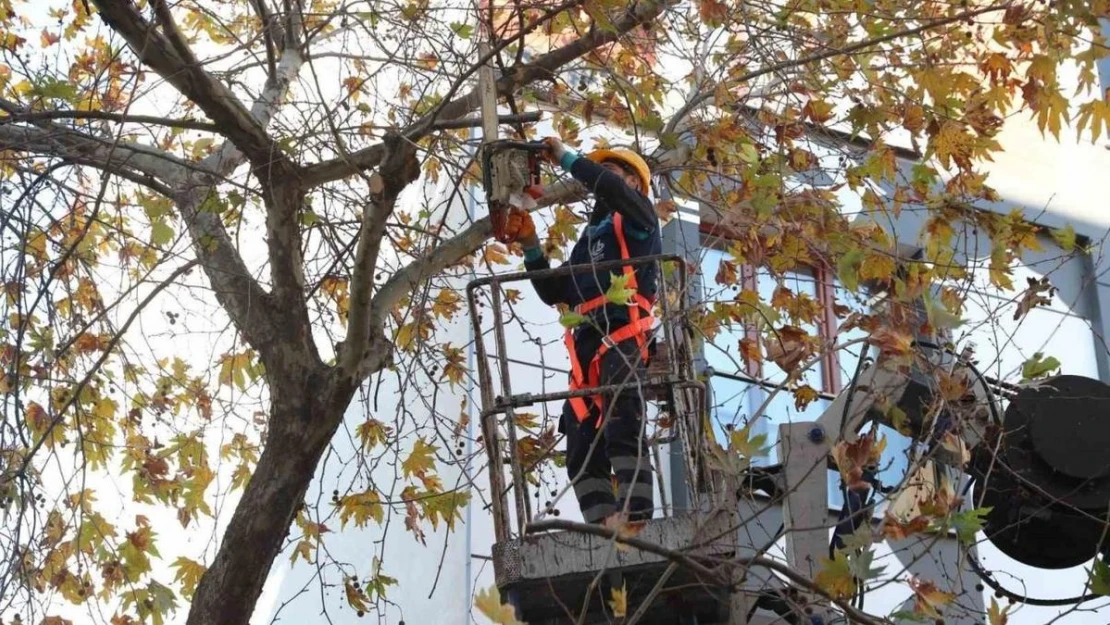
[564,212,656,423]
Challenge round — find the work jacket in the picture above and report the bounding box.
[523,154,662,335]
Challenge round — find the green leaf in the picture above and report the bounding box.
[737,143,759,164]
[837,249,863,292]
[559,311,588,328]
[1021,352,1060,382]
[151,220,174,247]
[34,76,77,102]
[1052,224,1077,252]
[450,22,474,39]
[1089,558,1110,596]
[949,507,991,543]
[815,549,855,599]
[605,272,636,306]
[151,581,179,623]
[729,421,769,459]
[887,404,911,435]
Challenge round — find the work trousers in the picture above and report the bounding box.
[560,329,654,524]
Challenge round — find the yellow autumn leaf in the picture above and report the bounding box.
[171,557,206,600]
[474,585,526,625]
[609,583,628,618]
[337,490,384,528]
[432,289,461,319]
[402,438,436,479]
[815,550,855,599]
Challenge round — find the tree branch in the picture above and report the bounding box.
[432,111,542,130]
[0,123,191,185]
[339,134,420,381]
[0,110,218,132]
[300,0,676,187]
[249,0,279,75]
[92,0,295,177]
[367,178,582,329]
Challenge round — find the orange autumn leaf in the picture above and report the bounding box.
[765,325,810,373]
[868,326,913,358]
[909,576,955,618]
[882,512,930,540]
[739,336,762,365]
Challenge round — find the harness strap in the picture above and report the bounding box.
[564,213,656,424]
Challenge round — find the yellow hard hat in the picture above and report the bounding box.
[587,148,651,195]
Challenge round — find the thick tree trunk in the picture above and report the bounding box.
[186,363,354,625]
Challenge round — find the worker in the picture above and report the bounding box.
[503,136,661,525]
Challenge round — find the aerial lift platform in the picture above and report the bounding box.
[466,254,749,625]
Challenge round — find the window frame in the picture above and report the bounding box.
[697,221,845,396]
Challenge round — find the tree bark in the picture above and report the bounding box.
[186,361,352,625]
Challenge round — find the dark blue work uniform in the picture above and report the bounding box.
[522,153,661,524]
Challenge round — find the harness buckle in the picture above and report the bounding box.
[601,335,617,349]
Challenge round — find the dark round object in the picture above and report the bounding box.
[975,470,1105,569]
[979,375,1110,510]
[969,375,1110,569]
[1025,376,1110,480]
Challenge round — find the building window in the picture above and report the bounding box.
[698,230,912,511]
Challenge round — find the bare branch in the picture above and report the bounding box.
[249,0,279,75]
[300,0,677,187]
[339,134,421,381]
[92,0,295,177]
[0,110,218,132]
[0,123,191,185]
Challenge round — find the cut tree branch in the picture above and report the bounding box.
[368,178,580,328]
[369,139,690,322]
[300,0,676,187]
[432,111,542,130]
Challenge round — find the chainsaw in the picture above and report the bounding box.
[481,139,548,243]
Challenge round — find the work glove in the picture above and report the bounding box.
[504,207,539,248]
[541,136,566,164]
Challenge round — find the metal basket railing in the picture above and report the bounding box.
[466,254,710,542]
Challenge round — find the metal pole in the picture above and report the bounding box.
[467,284,510,543]
[490,282,531,535]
